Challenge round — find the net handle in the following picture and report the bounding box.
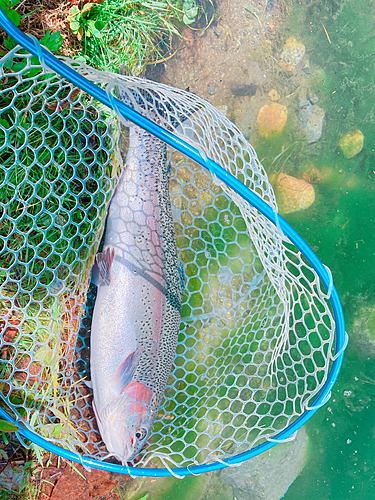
[0,9,346,477]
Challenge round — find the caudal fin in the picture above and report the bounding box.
[116,72,201,131]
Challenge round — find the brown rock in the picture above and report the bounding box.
[256,103,287,137]
[275,173,315,214]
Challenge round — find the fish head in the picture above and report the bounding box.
[95,381,154,463]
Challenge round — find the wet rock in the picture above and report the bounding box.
[345,173,360,189]
[297,98,325,143]
[339,129,364,158]
[274,173,315,214]
[268,89,280,101]
[231,61,263,99]
[256,103,287,138]
[309,93,319,105]
[279,37,306,73]
[220,427,309,500]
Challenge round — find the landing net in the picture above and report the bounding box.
[0,47,341,473]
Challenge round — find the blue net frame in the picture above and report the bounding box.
[0,9,346,477]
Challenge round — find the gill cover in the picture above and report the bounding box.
[94,381,153,463]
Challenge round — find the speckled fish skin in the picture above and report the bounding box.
[90,124,183,463]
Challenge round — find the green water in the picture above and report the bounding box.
[127,1,375,498]
[284,2,375,497]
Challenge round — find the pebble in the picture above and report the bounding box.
[339,129,364,158]
[279,37,306,73]
[268,88,280,101]
[256,102,287,137]
[274,172,315,214]
[216,104,229,116]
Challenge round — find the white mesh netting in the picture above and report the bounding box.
[0,47,335,469]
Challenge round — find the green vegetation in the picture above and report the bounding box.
[0,0,210,75]
[66,0,211,73]
[69,0,183,73]
[0,0,20,30]
[180,0,199,25]
[0,0,21,51]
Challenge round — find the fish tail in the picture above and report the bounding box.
[116,72,200,132]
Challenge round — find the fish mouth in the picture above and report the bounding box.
[113,450,133,465]
[107,444,133,465]
[106,428,135,465]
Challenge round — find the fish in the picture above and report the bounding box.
[89,91,185,463]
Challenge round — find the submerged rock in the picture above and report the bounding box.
[297,98,325,143]
[353,303,375,354]
[256,103,287,137]
[306,106,325,143]
[302,165,334,185]
[220,427,309,500]
[339,129,364,158]
[274,173,315,214]
[279,37,306,73]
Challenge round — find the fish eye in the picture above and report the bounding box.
[135,428,147,440]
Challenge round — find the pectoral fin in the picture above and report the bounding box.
[113,348,142,393]
[92,248,115,286]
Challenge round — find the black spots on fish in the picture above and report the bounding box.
[124,126,182,415]
[135,302,180,403]
[133,285,163,388]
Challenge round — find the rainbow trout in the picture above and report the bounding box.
[90,113,184,463]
